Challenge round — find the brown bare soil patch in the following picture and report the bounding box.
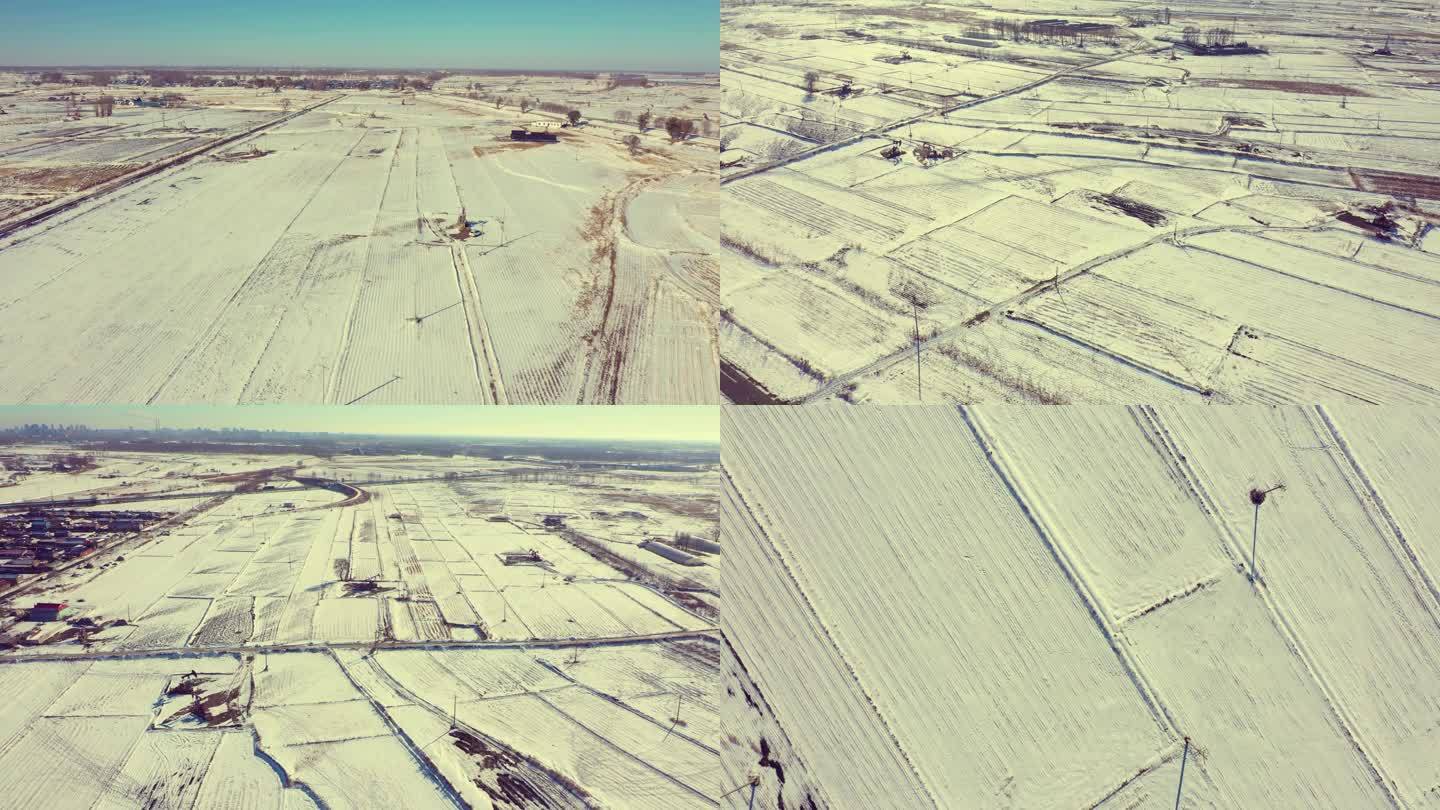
[1206,79,1368,97]
[1090,191,1167,227]
[574,191,619,322]
[0,163,142,193]
[0,197,53,220]
[1352,169,1440,200]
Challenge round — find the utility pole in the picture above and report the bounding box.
[1249,484,1284,582]
[913,302,923,402]
[1174,736,1190,810]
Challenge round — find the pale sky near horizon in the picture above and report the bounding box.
[0,1,717,72]
[0,406,718,444]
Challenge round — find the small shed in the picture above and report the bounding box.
[27,602,69,622]
[510,129,558,143]
[639,540,703,567]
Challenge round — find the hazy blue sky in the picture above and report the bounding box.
[0,406,718,443]
[0,1,717,72]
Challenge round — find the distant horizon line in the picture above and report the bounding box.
[1,64,716,76]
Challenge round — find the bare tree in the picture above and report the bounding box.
[720,129,739,150]
[636,110,651,131]
[803,70,820,93]
[664,116,696,141]
[1204,27,1234,47]
[333,558,351,583]
[623,134,643,155]
[567,109,581,126]
[518,97,533,113]
[614,109,632,122]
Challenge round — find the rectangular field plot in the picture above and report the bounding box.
[43,660,172,718]
[1126,574,1391,807]
[722,406,1173,807]
[969,407,1231,620]
[457,693,710,810]
[0,715,151,810]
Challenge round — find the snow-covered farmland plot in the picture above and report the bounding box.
[721,0,1440,405]
[0,84,718,404]
[1,443,721,807]
[721,404,1440,809]
[3,450,718,652]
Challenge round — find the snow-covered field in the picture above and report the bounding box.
[0,82,718,404]
[3,449,718,649]
[721,0,1440,404]
[721,404,1440,808]
[0,446,719,807]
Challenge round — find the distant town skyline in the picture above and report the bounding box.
[0,0,718,72]
[0,406,718,444]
